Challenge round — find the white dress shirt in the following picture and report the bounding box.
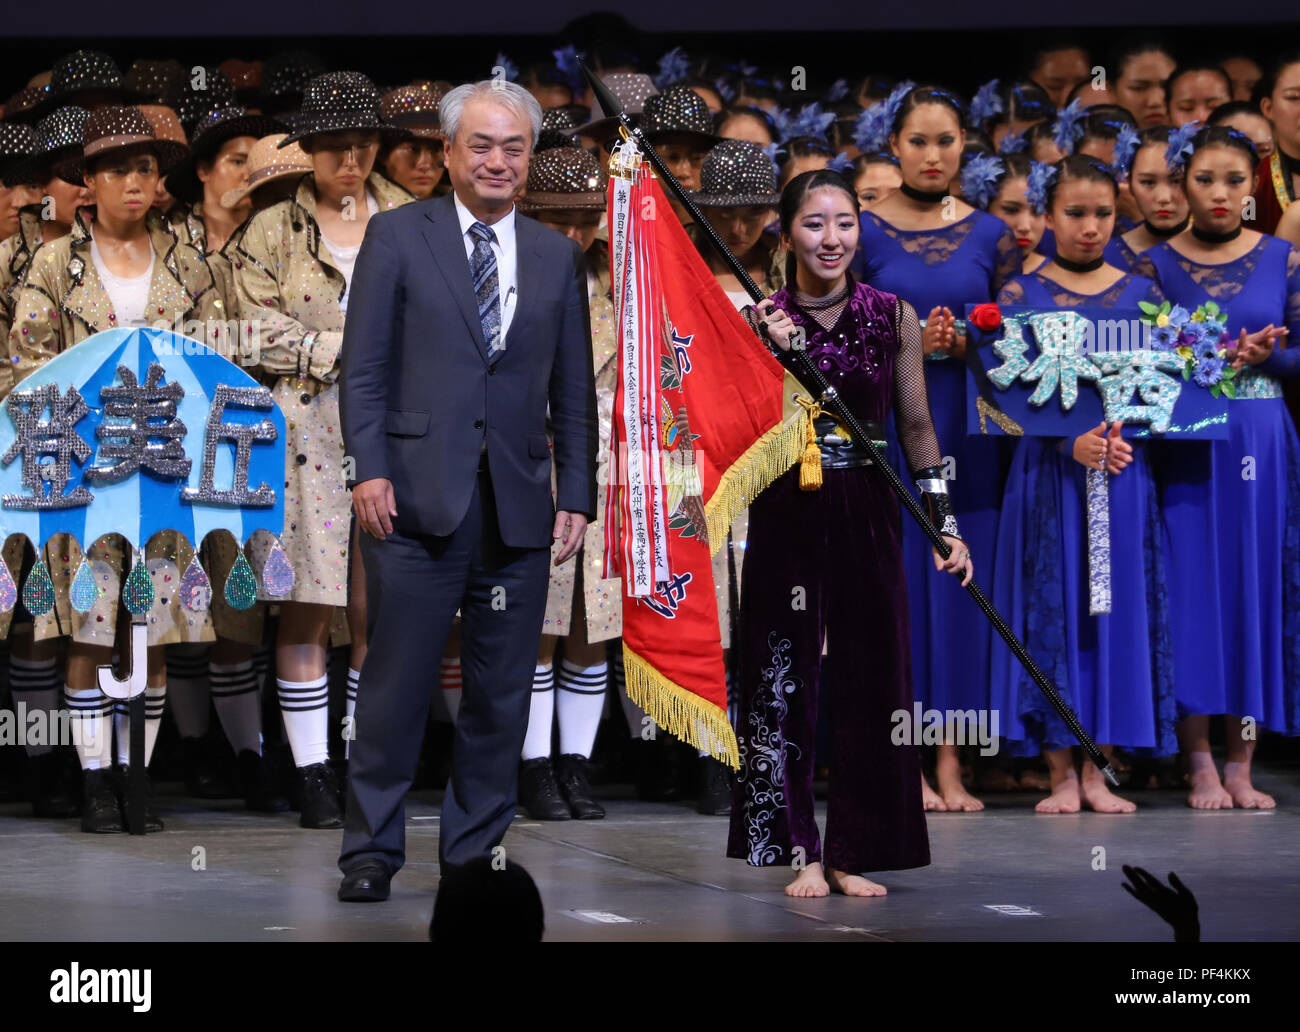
[453,191,518,344]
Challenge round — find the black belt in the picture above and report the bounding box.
[813,414,887,470]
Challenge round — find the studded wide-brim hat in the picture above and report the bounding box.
[688,139,781,207]
[578,72,658,139]
[518,146,606,212]
[0,122,38,186]
[221,133,312,208]
[278,71,386,148]
[38,50,127,114]
[18,105,88,184]
[380,83,446,141]
[166,105,288,203]
[641,85,719,145]
[55,104,190,184]
[219,59,264,104]
[260,50,327,116]
[4,86,50,125]
[165,67,238,136]
[123,59,185,105]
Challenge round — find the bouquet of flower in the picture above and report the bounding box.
[1139,300,1238,398]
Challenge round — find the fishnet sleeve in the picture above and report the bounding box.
[892,297,942,473]
[990,223,1023,297]
[1260,244,1300,378]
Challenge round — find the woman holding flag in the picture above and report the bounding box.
[727,169,971,897]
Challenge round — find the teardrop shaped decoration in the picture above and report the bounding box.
[179,554,213,612]
[224,552,258,611]
[0,552,17,614]
[122,550,155,616]
[261,539,295,598]
[20,558,55,616]
[69,557,100,613]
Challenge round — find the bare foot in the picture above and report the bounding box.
[939,783,985,812]
[921,773,947,811]
[1081,777,1137,813]
[1223,775,1276,810]
[785,861,830,898]
[1018,768,1052,791]
[1035,777,1080,813]
[828,868,887,896]
[1186,768,1234,810]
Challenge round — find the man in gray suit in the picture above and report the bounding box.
[337,79,598,901]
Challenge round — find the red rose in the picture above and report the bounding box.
[969,303,1002,332]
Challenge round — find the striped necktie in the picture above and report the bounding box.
[468,221,503,355]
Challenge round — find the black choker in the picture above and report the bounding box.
[1191,223,1242,244]
[900,181,949,205]
[1143,218,1187,239]
[1052,254,1105,273]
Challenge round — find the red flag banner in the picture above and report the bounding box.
[603,142,811,769]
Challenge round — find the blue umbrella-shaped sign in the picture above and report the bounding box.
[0,328,292,832]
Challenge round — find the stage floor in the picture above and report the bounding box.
[1,763,1297,942]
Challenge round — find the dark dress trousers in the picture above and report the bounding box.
[338,191,597,873]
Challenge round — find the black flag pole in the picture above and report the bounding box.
[582,63,1118,785]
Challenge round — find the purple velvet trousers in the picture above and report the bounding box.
[726,465,930,873]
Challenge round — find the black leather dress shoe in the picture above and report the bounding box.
[338,861,391,902]
[30,751,80,818]
[696,755,733,816]
[115,765,164,832]
[517,757,571,820]
[555,753,605,819]
[237,750,291,813]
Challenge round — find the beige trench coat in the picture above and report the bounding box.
[4,206,224,645]
[0,207,46,402]
[228,173,412,608]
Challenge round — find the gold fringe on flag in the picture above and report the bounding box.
[704,403,811,558]
[623,643,740,770]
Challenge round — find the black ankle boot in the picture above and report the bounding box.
[237,750,291,812]
[298,762,343,828]
[81,768,124,833]
[181,735,236,799]
[115,765,164,832]
[696,755,733,816]
[30,751,80,818]
[555,753,605,819]
[517,757,571,820]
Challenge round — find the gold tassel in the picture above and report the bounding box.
[792,395,822,491]
[623,644,740,770]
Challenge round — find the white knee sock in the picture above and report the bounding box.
[556,659,607,759]
[276,675,329,767]
[440,657,462,726]
[65,685,112,770]
[210,660,262,756]
[113,682,168,767]
[345,667,360,759]
[521,662,555,760]
[166,645,210,740]
[10,656,60,758]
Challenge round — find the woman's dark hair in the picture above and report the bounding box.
[1024,119,1058,151]
[1254,50,1300,103]
[1187,124,1258,168]
[681,76,723,104]
[1079,105,1139,147]
[963,137,995,166]
[855,74,896,107]
[828,101,864,151]
[775,136,834,180]
[852,152,900,178]
[714,104,778,145]
[988,80,1055,129]
[1000,152,1034,181]
[1165,64,1232,100]
[1024,39,1090,78]
[891,85,966,137]
[1109,37,1177,83]
[736,78,782,105]
[1208,100,1267,125]
[1045,153,1118,209]
[778,168,859,285]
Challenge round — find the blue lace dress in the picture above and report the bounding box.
[990,270,1177,755]
[1143,236,1300,733]
[1105,234,1141,270]
[852,210,1021,714]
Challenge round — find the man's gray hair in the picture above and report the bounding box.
[439,80,543,148]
